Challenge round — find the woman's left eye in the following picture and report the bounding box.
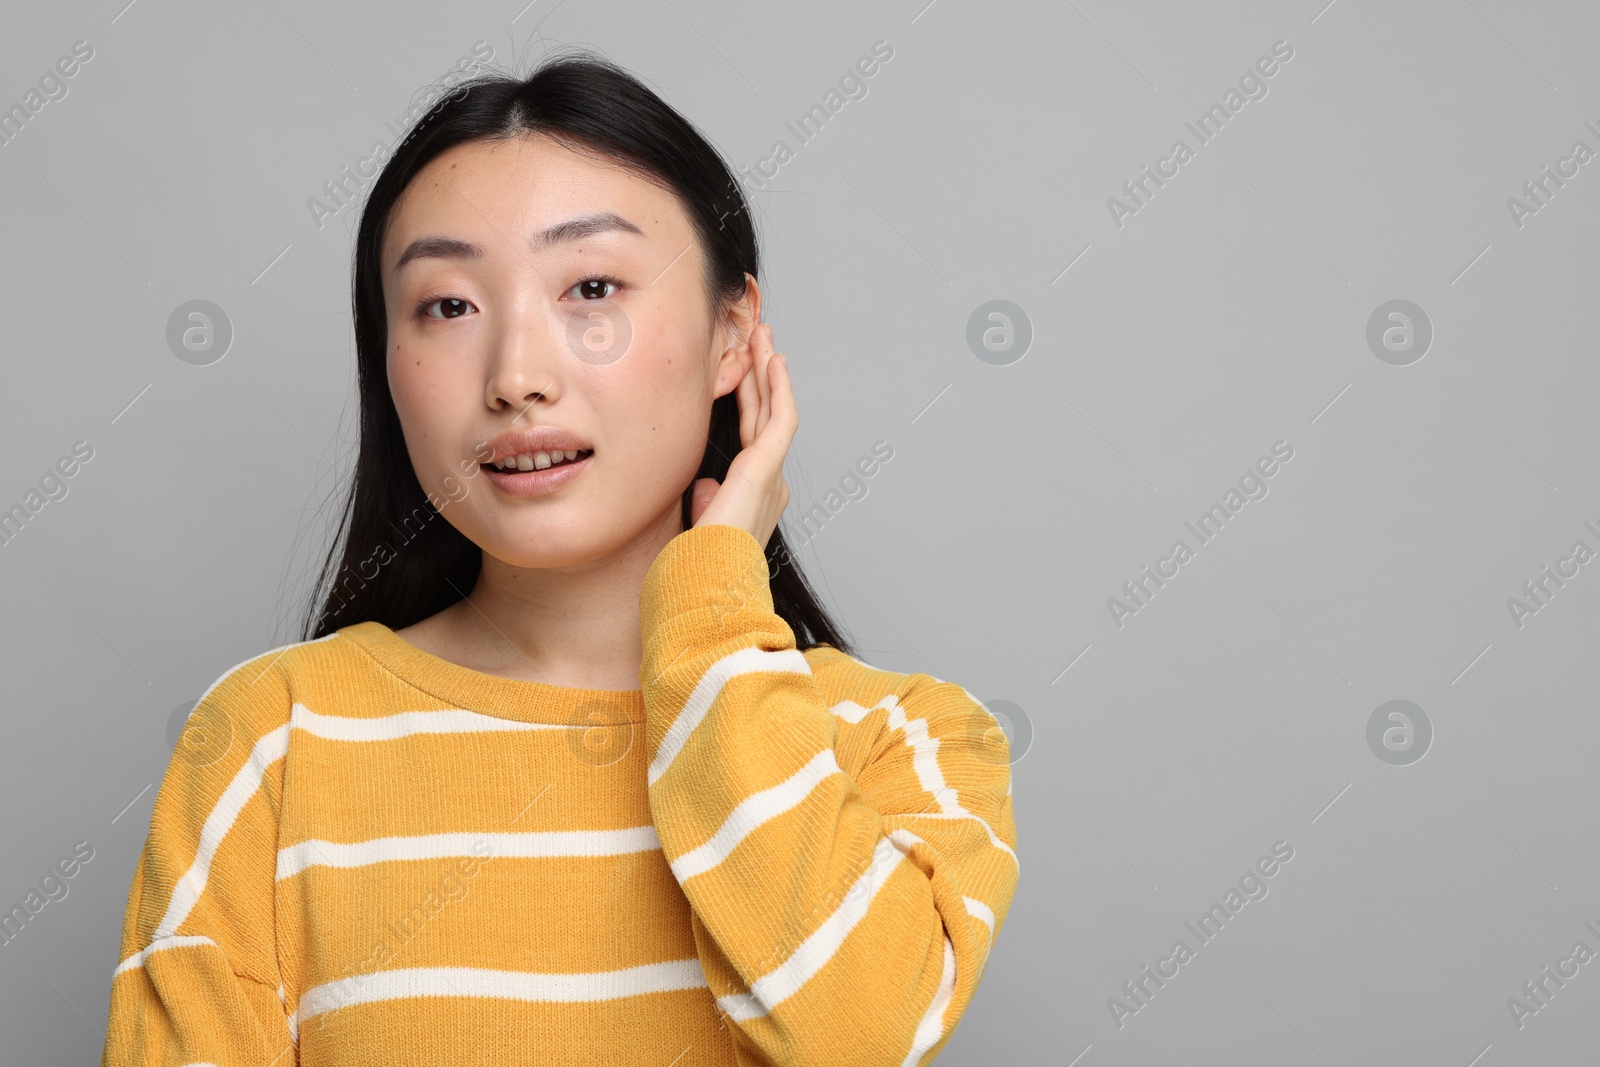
[567,276,623,301]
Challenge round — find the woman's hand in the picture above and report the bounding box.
[688,322,795,549]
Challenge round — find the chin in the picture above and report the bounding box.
[482,540,602,570]
[475,521,631,570]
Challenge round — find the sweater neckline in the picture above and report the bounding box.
[337,621,648,725]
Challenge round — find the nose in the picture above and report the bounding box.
[483,299,560,415]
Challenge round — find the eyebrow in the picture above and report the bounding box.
[392,211,647,271]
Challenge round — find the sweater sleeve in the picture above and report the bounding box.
[102,656,298,1067]
[638,523,1019,1067]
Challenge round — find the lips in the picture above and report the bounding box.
[479,449,593,498]
[485,449,594,472]
[478,425,594,466]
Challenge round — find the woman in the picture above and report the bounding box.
[102,49,1018,1066]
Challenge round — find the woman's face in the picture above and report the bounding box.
[381,132,753,568]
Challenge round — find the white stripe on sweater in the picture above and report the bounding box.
[647,645,811,787]
[662,675,1014,893]
[112,934,218,976]
[841,694,1019,868]
[677,783,995,1030]
[152,702,569,926]
[901,935,958,1067]
[294,960,708,1023]
[292,704,560,741]
[963,896,994,934]
[141,638,336,944]
[668,748,842,882]
[658,684,1008,1023]
[277,826,660,880]
[895,810,1017,865]
[154,723,291,939]
[716,834,907,1022]
[887,828,996,946]
[884,825,966,1065]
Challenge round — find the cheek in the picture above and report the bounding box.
[592,358,709,490]
[389,341,460,420]
[387,343,458,476]
[638,315,716,409]
[387,340,421,413]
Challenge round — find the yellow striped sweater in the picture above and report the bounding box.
[101,523,1019,1066]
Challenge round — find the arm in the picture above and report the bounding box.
[639,524,1019,1067]
[102,656,298,1067]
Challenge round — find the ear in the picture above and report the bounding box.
[712,273,762,400]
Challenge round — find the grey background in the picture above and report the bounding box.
[2,0,1597,1063]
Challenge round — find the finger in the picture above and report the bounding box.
[689,476,720,526]
[738,356,795,485]
[746,323,768,440]
[736,357,759,449]
[755,324,776,440]
[739,322,770,448]
[768,350,797,445]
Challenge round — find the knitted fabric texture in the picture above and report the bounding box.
[102,523,1019,1066]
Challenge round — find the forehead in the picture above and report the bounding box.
[383,133,691,264]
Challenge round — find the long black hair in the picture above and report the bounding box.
[300,48,857,658]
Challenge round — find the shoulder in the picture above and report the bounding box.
[802,643,990,715]
[181,629,362,747]
[801,644,1008,757]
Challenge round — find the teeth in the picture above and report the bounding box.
[493,449,588,471]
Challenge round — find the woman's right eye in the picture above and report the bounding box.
[417,296,476,320]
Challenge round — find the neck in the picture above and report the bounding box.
[436,506,685,691]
